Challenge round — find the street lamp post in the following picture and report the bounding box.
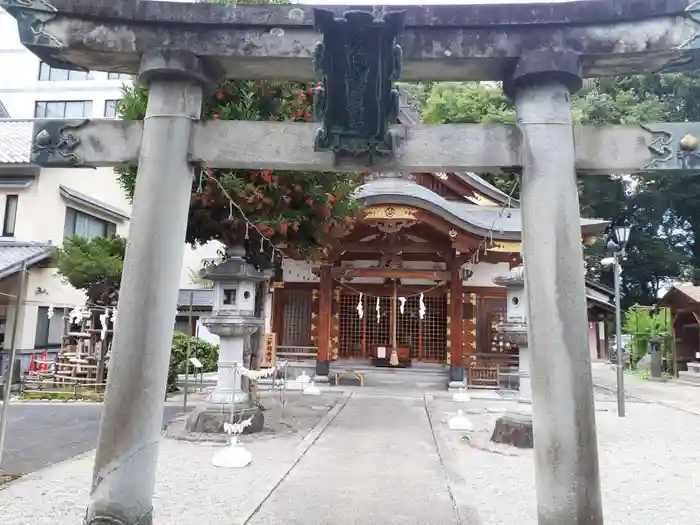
[602,224,632,418]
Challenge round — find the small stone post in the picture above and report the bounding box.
[184,246,269,434]
[493,265,530,402]
[505,50,604,525]
[86,51,210,524]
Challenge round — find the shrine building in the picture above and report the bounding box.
[269,95,614,385]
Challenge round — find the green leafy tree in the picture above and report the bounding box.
[56,236,127,305]
[417,78,695,306]
[116,0,361,262]
[623,306,672,368]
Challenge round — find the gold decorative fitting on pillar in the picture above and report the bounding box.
[470,293,477,305]
[334,289,341,301]
[331,336,339,344]
[448,228,458,238]
[271,281,284,289]
[680,133,699,151]
[312,289,319,300]
[310,323,316,332]
[311,312,317,320]
[469,341,476,349]
[333,313,339,321]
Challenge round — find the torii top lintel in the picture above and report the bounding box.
[2,0,700,82]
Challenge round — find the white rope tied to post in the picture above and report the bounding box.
[235,360,288,380]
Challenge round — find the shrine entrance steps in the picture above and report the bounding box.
[330,360,448,391]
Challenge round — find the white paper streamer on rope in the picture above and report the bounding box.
[376,296,381,323]
[111,308,118,328]
[99,309,109,341]
[356,293,364,319]
[223,416,254,435]
[236,360,288,380]
[69,306,83,325]
[399,297,406,315]
[46,305,54,320]
[419,293,426,320]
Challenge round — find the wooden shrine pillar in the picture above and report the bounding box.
[448,262,463,367]
[448,259,467,387]
[315,265,333,379]
[270,265,284,335]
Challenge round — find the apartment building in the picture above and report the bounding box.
[0,7,222,371]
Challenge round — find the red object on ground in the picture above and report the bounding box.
[40,350,48,371]
[28,353,36,373]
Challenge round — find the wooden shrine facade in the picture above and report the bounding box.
[270,172,608,373]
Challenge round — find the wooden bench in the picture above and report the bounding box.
[335,369,365,387]
[468,363,500,389]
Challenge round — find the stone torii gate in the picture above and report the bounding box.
[4,1,700,524]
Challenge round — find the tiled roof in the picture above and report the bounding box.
[0,120,33,165]
[0,240,55,281]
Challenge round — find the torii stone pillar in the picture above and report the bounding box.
[493,265,530,403]
[86,51,211,524]
[505,50,603,525]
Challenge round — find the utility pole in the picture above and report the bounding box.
[0,261,28,469]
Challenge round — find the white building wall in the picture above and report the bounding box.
[0,10,126,119]
[0,164,222,351]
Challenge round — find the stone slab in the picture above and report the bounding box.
[3,0,698,81]
[30,118,685,175]
[490,413,534,449]
[678,371,700,385]
[245,393,459,525]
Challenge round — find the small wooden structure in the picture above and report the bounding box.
[26,306,115,392]
[659,284,700,373]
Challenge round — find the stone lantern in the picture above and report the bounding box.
[185,246,271,434]
[493,265,531,402]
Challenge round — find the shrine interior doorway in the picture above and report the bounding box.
[337,285,448,363]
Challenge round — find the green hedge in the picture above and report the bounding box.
[167,332,219,392]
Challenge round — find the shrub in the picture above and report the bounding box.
[167,332,219,392]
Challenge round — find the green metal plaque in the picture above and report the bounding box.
[312,8,405,164]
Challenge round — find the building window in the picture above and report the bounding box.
[3,195,18,237]
[35,100,93,119]
[38,62,90,81]
[107,72,131,80]
[104,100,118,118]
[35,307,64,348]
[64,207,117,240]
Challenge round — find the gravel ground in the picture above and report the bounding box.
[429,394,700,525]
[0,392,343,525]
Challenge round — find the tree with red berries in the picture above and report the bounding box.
[117,77,360,263]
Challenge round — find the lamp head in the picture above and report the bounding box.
[614,224,632,247]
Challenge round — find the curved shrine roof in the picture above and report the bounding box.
[355,178,607,242]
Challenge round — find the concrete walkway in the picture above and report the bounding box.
[247,393,459,525]
[591,362,700,415]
